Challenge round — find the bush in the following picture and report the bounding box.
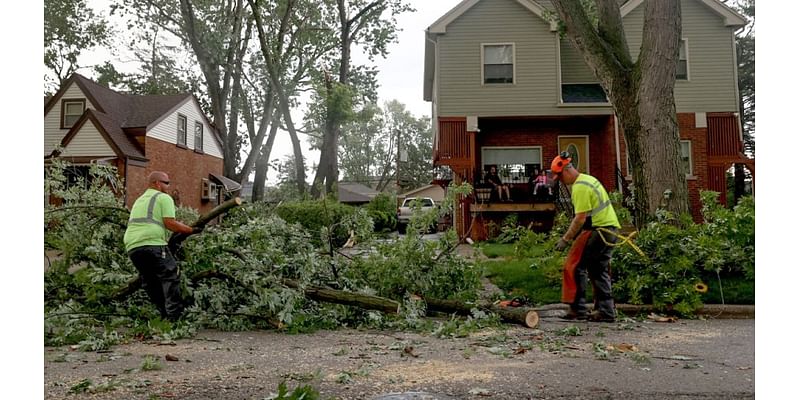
[274,199,373,248]
[612,192,755,315]
[365,192,397,232]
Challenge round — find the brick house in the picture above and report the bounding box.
[44,73,240,213]
[423,0,755,240]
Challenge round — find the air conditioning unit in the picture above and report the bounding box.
[201,178,218,200]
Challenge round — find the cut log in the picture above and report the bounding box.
[423,297,539,328]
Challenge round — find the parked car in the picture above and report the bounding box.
[397,197,436,234]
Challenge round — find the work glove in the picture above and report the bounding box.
[555,238,570,251]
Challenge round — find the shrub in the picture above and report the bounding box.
[274,199,373,248]
[365,192,397,232]
[612,192,755,315]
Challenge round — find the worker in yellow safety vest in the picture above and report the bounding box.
[550,152,621,322]
[123,171,200,321]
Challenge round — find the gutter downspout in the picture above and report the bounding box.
[124,157,129,207]
[614,114,622,193]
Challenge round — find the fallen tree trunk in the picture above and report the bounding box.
[111,268,538,328]
[423,297,539,329]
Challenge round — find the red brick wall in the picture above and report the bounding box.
[617,112,724,222]
[476,116,617,190]
[123,137,224,213]
[678,113,709,222]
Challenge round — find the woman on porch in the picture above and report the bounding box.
[486,165,511,202]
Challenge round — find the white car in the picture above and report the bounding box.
[396,197,436,234]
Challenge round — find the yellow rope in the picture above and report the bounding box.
[596,227,649,261]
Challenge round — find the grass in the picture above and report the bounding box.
[481,255,561,305]
[478,243,517,259]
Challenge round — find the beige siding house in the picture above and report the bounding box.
[423,0,752,239]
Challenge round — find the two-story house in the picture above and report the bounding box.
[44,73,240,213]
[424,0,755,240]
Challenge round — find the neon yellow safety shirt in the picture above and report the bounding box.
[123,188,176,252]
[570,174,620,229]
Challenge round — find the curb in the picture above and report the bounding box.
[534,303,755,319]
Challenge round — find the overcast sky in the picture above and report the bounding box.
[80,0,463,179]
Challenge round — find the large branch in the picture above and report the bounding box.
[111,267,539,328]
[550,0,631,83]
[167,197,243,257]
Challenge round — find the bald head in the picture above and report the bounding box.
[148,171,171,192]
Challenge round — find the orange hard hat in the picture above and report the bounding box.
[550,151,572,174]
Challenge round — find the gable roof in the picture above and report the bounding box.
[427,0,556,34]
[621,0,747,27]
[338,182,379,203]
[400,184,445,200]
[57,109,146,160]
[45,73,225,159]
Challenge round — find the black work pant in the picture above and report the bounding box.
[572,228,617,317]
[128,245,184,321]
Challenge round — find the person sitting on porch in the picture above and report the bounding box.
[530,169,552,196]
[486,165,511,201]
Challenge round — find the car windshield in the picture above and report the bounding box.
[404,198,433,207]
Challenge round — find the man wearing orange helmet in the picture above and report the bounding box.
[550,152,620,322]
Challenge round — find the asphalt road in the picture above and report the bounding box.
[44,316,754,399]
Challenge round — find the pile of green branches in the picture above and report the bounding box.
[44,160,484,348]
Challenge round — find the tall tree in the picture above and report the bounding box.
[44,0,110,94]
[338,100,432,192]
[116,0,251,178]
[550,0,687,226]
[727,0,755,201]
[92,26,192,95]
[309,0,413,198]
[248,0,337,196]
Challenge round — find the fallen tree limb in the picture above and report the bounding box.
[111,268,538,328]
[168,197,243,258]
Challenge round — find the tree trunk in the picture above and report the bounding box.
[551,0,689,227]
[635,0,688,218]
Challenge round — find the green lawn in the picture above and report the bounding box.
[479,243,562,305]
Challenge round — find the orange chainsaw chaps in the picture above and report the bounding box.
[561,230,592,304]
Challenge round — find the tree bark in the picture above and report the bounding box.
[552,0,689,226]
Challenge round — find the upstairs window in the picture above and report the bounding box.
[482,44,514,84]
[194,122,203,152]
[177,115,187,146]
[61,99,85,129]
[677,39,689,80]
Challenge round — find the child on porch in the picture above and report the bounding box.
[532,169,552,196]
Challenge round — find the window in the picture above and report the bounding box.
[677,39,688,80]
[482,44,514,84]
[194,122,203,152]
[680,140,693,176]
[481,147,541,183]
[177,115,187,146]
[61,99,85,129]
